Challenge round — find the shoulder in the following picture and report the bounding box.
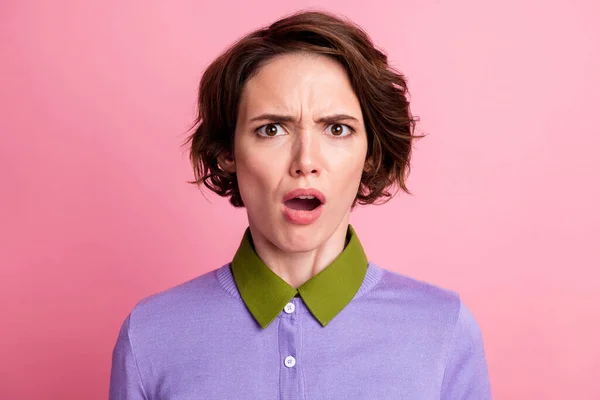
[374,263,484,344]
[369,263,486,357]
[126,264,233,332]
[375,264,461,309]
[365,263,471,330]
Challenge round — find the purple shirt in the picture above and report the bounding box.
[109,262,492,399]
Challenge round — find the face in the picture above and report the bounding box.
[222,52,368,253]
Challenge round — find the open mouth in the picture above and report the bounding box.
[284,196,322,211]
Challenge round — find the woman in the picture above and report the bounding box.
[109,10,492,399]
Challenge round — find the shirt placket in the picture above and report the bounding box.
[278,297,305,400]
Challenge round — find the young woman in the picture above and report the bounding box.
[110,10,491,399]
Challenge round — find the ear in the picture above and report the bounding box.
[218,152,236,174]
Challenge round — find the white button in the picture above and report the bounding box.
[284,356,296,368]
[284,302,295,314]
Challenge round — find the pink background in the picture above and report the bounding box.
[1,0,599,398]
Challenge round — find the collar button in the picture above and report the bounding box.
[284,302,295,314]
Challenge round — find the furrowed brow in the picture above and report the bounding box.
[315,114,360,124]
[249,113,359,124]
[249,113,296,123]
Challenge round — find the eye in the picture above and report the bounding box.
[256,123,286,137]
[327,123,354,137]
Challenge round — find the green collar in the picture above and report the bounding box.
[230,224,368,329]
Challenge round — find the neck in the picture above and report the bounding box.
[247,218,350,288]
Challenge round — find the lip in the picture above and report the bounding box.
[282,188,326,225]
[282,188,326,204]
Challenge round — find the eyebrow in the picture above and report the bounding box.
[249,113,360,124]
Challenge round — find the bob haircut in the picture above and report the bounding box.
[184,9,422,208]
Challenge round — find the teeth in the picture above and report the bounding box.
[298,195,315,199]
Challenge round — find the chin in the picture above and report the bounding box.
[278,221,336,251]
[280,237,322,253]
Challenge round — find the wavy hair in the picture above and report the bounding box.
[183,9,423,207]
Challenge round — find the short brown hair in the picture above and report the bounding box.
[183,9,422,208]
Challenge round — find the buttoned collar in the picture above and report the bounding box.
[230,224,368,329]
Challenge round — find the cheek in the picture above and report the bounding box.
[333,152,366,199]
[347,159,366,190]
[343,141,367,177]
[235,151,279,203]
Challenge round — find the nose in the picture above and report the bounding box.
[289,129,322,178]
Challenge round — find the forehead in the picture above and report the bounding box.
[237,52,362,119]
